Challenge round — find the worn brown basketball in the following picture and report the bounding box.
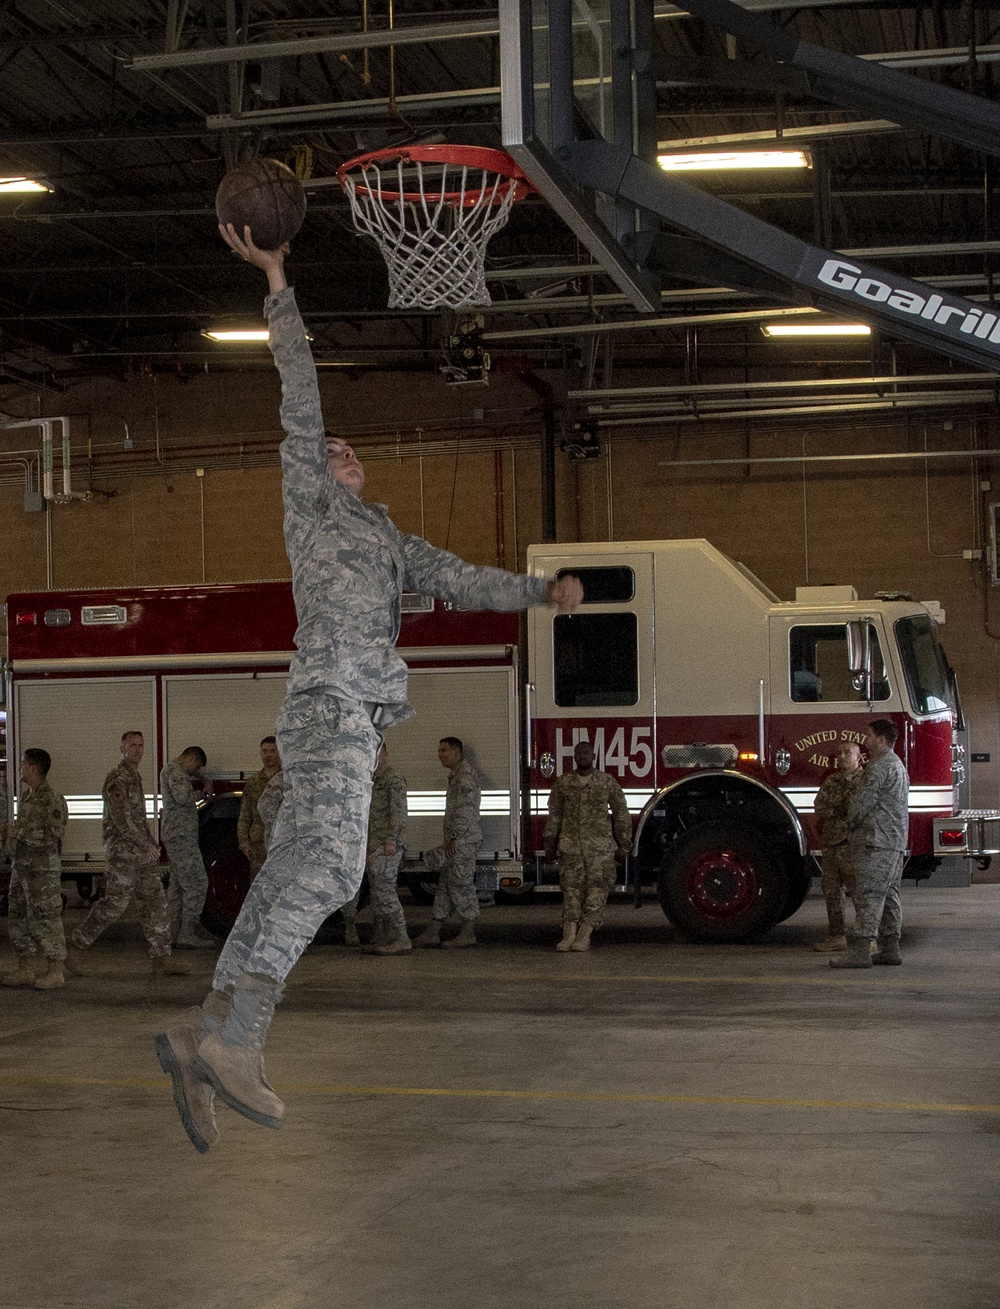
[215,157,307,251]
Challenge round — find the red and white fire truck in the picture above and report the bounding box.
[3,538,970,940]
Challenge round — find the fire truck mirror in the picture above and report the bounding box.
[846,619,872,685]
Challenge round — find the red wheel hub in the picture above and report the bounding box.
[684,847,758,921]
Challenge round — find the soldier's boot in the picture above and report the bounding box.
[829,934,874,969]
[569,924,594,952]
[194,974,284,1130]
[556,923,578,952]
[175,916,217,950]
[872,935,903,966]
[342,919,361,948]
[1,960,37,987]
[155,991,230,1154]
[813,934,847,953]
[442,921,477,949]
[413,920,443,948]
[151,952,193,977]
[373,927,413,956]
[33,960,66,989]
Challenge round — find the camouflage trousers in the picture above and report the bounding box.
[425,840,480,923]
[558,848,617,929]
[8,853,66,961]
[163,832,209,929]
[343,848,407,937]
[853,846,905,939]
[71,859,172,958]
[214,691,380,991]
[820,844,858,937]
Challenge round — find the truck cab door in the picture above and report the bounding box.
[527,551,656,840]
[768,611,898,842]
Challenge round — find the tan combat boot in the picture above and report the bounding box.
[813,934,847,953]
[194,974,284,1129]
[556,923,578,952]
[342,920,361,947]
[155,991,230,1153]
[829,934,874,969]
[34,960,65,989]
[1,961,37,987]
[413,920,443,948]
[151,953,193,977]
[373,927,413,956]
[175,917,217,949]
[872,936,903,965]
[442,922,477,949]
[569,924,593,952]
[63,943,98,975]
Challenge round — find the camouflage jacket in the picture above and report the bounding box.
[443,758,482,846]
[257,770,285,845]
[266,287,550,728]
[9,782,67,866]
[238,767,279,851]
[544,770,632,856]
[159,759,202,842]
[368,763,407,851]
[813,768,862,847]
[848,749,909,850]
[103,759,158,864]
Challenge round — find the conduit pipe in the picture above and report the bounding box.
[0,416,92,503]
[658,448,1000,470]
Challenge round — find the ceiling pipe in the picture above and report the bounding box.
[658,447,1000,469]
[571,371,1000,402]
[601,391,1000,428]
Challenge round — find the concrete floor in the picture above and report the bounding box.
[1,885,999,1309]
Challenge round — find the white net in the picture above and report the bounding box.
[340,156,523,310]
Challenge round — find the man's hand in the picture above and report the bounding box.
[239,840,252,858]
[384,841,397,857]
[444,838,457,859]
[615,846,629,863]
[219,223,288,295]
[547,575,584,613]
[4,822,15,840]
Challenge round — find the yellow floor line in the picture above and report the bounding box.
[323,968,1000,990]
[1,1072,997,1115]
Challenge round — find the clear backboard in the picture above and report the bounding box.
[499,0,662,311]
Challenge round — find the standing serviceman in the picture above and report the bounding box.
[1,748,68,990]
[812,741,863,953]
[413,738,483,950]
[67,732,190,978]
[347,744,410,955]
[544,740,632,953]
[154,227,582,1155]
[160,747,216,949]
[831,719,910,970]
[238,737,282,878]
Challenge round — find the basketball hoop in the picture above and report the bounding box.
[337,145,533,310]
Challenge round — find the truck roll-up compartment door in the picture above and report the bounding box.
[386,665,520,857]
[161,673,289,777]
[12,677,158,861]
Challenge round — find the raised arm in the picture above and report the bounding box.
[401,534,582,614]
[220,223,330,505]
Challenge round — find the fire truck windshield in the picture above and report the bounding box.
[895,615,953,716]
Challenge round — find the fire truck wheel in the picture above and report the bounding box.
[777,870,811,923]
[658,821,787,942]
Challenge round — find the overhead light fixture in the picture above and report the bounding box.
[657,150,810,171]
[0,176,52,193]
[202,329,270,342]
[762,323,872,338]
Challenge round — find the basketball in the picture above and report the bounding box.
[215,157,307,251]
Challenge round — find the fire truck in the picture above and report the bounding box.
[2,538,971,941]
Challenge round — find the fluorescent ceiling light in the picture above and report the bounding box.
[762,323,872,337]
[0,176,52,193]
[658,150,810,171]
[202,329,270,342]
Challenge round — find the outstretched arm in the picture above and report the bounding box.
[219,223,288,294]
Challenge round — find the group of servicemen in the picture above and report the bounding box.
[1,716,644,988]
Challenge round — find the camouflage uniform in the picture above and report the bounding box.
[238,768,279,876]
[256,771,285,853]
[160,758,209,933]
[847,750,910,939]
[71,758,171,958]
[212,287,549,993]
[544,770,632,929]
[423,758,483,925]
[5,781,68,963]
[343,760,408,938]
[813,768,862,937]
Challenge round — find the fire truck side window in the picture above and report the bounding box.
[789,624,890,703]
[556,566,635,604]
[553,613,639,706]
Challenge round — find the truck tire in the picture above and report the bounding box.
[777,869,812,923]
[658,820,787,942]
